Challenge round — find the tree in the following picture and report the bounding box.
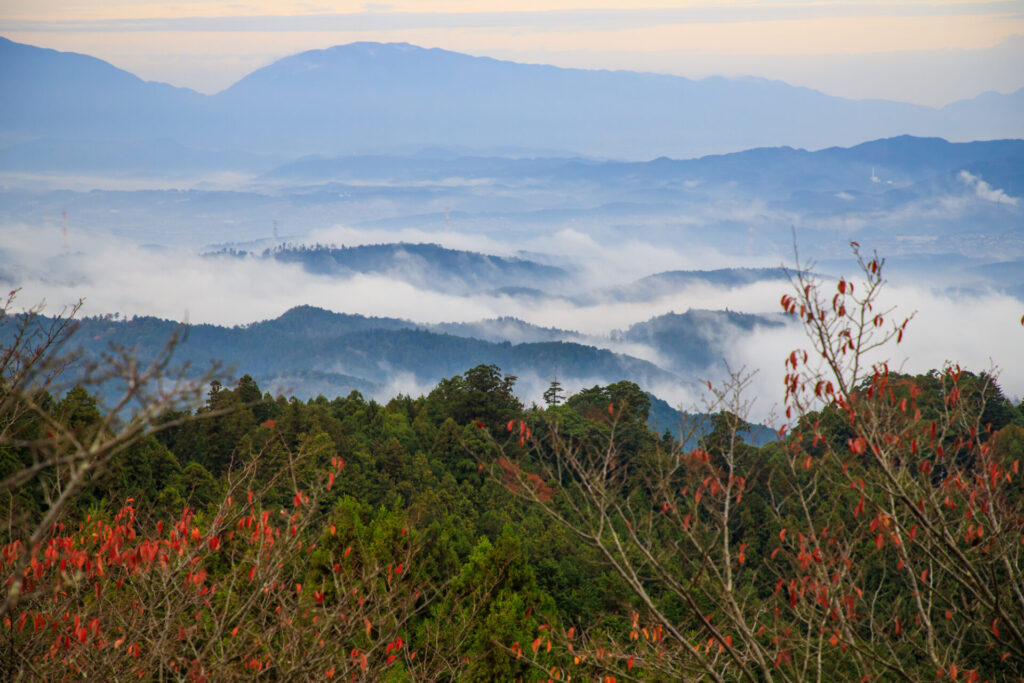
[543,381,565,407]
[426,364,522,430]
[494,245,1024,680]
[0,292,227,618]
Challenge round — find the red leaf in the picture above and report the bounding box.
[608,402,614,415]
[875,534,884,550]
[627,655,634,670]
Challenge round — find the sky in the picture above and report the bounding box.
[1,1,1023,106]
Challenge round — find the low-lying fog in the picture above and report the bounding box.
[5,217,1022,422]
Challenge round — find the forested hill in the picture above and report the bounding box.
[5,339,1023,679]
[208,243,570,294]
[616,309,785,373]
[574,267,789,304]
[37,306,681,403]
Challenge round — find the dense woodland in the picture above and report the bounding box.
[2,252,1024,681]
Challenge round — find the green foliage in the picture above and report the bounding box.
[5,363,1022,679]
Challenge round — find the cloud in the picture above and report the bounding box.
[723,281,1024,422]
[305,223,773,292]
[3,222,1021,423]
[958,170,1019,205]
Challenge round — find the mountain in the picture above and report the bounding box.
[214,244,571,295]
[426,317,582,344]
[262,136,1024,198]
[581,268,791,304]
[940,87,1024,142]
[199,43,1011,158]
[646,393,775,446]
[3,38,1022,160]
[614,310,787,373]
[0,36,205,146]
[32,306,681,403]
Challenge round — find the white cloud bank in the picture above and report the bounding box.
[958,170,1019,206]
[4,222,1022,419]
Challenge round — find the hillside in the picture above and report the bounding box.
[238,243,571,295]
[38,306,682,404]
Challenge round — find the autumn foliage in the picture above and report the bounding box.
[1,450,424,681]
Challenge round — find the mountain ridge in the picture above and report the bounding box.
[3,37,1022,159]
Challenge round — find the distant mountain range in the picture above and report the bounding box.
[2,37,1022,160]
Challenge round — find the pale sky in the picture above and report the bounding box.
[2,1,1023,106]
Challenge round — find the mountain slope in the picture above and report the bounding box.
[216,244,571,295]
[206,42,938,158]
[614,309,786,373]
[35,306,681,400]
[0,36,205,145]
